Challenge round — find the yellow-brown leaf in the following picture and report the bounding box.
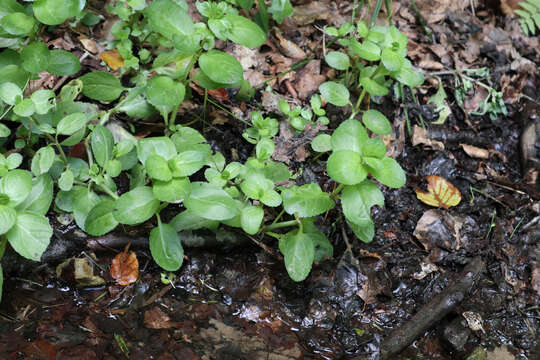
[99,50,124,70]
[415,175,461,209]
[110,245,139,286]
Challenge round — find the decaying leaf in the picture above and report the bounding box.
[460,143,489,159]
[144,306,181,329]
[415,175,461,209]
[110,244,139,286]
[99,50,125,70]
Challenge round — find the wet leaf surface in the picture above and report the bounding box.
[110,245,139,286]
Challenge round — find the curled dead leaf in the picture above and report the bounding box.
[99,50,125,70]
[415,175,462,209]
[460,143,489,159]
[110,244,139,286]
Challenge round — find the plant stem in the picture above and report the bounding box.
[331,183,345,198]
[270,208,285,226]
[96,183,119,200]
[262,219,298,232]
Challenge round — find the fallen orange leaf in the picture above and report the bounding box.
[99,50,124,70]
[110,244,139,285]
[415,175,461,209]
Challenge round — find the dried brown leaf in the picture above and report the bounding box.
[99,50,124,70]
[110,245,139,286]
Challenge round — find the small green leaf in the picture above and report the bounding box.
[360,77,388,97]
[256,138,274,160]
[352,40,381,61]
[113,186,160,225]
[0,205,16,235]
[199,50,243,85]
[57,112,87,135]
[21,42,50,74]
[311,134,332,152]
[150,221,184,271]
[0,169,32,206]
[33,0,81,25]
[58,169,74,191]
[319,81,350,107]
[81,72,124,102]
[46,50,81,76]
[171,209,219,231]
[137,137,177,164]
[6,153,22,169]
[85,199,119,236]
[362,138,386,158]
[145,75,185,112]
[145,0,194,39]
[324,51,350,70]
[331,119,368,154]
[224,14,266,48]
[145,154,172,182]
[362,109,392,135]
[72,187,101,230]
[184,182,239,221]
[15,174,53,215]
[327,150,367,185]
[268,0,293,24]
[341,181,384,227]
[31,146,55,176]
[168,150,207,177]
[153,177,191,203]
[0,12,35,36]
[364,156,406,188]
[0,82,21,105]
[91,125,115,167]
[381,48,403,72]
[281,183,335,218]
[279,230,314,282]
[240,205,263,235]
[13,98,35,117]
[6,212,52,261]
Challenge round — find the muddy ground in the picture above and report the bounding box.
[1,0,539,359]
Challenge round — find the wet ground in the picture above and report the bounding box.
[1,0,540,359]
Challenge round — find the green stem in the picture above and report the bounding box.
[0,236,7,260]
[96,183,119,200]
[331,183,345,198]
[266,232,282,240]
[263,219,299,232]
[270,209,285,226]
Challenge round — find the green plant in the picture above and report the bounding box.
[0,0,422,297]
[515,0,540,36]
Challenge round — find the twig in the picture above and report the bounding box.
[377,257,485,359]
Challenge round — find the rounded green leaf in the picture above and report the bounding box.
[0,169,32,206]
[318,81,350,107]
[324,51,350,70]
[15,174,53,215]
[199,50,243,85]
[365,156,406,188]
[81,72,124,102]
[137,137,177,164]
[31,89,55,114]
[281,183,335,218]
[0,205,16,235]
[0,82,22,105]
[58,169,74,191]
[113,186,160,225]
[21,42,50,74]
[72,187,101,230]
[312,134,332,152]
[145,154,172,182]
[348,219,374,243]
[145,0,194,39]
[362,109,392,135]
[57,112,87,135]
[327,150,367,185]
[224,14,266,48]
[240,205,263,235]
[6,212,52,261]
[168,150,207,177]
[184,182,239,221]
[171,209,219,232]
[145,75,185,110]
[46,50,81,76]
[33,0,80,25]
[330,119,368,154]
[0,12,35,36]
[360,77,388,97]
[6,153,22,169]
[352,40,381,61]
[150,222,184,271]
[85,199,119,236]
[279,230,314,282]
[153,177,191,203]
[31,146,55,175]
[341,181,384,227]
[13,98,35,117]
[91,125,115,167]
[381,48,403,72]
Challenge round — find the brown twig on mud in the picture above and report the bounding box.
[377,257,485,360]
